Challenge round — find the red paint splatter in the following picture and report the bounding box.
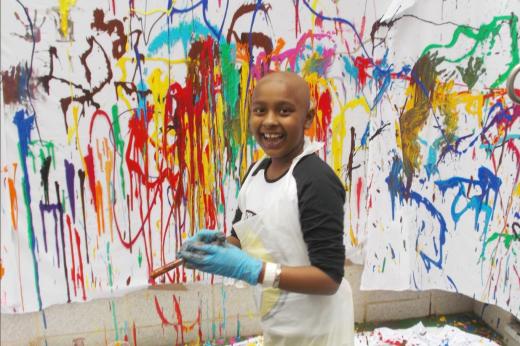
[154,295,201,345]
[84,145,98,209]
[312,87,333,148]
[359,16,366,41]
[198,307,203,341]
[356,177,363,216]
[154,296,170,325]
[293,0,301,37]
[66,215,77,297]
[74,228,87,300]
[173,295,184,344]
[315,11,324,27]
[354,56,372,88]
[132,321,137,346]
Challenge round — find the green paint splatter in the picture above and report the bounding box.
[111,104,126,196]
[137,248,142,268]
[61,189,67,214]
[111,300,120,341]
[220,43,240,119]
[421,15,519,88]
[236,315,241,338]
[33,140,56,169]
[221,284,227,332]
[17,145,35,247]
[484,232,519,250]
[107,242,113,287]
[38,149,46,167]
[27,148,36,173]
[456,56,486,89]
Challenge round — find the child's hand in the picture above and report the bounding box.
[184,229,225,245]
[178,243,262,285]
[179,229,226,269]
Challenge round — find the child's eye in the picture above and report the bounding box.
[279,107,293,115]
[252,107,265,114]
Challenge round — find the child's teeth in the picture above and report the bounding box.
[265,134,281,139]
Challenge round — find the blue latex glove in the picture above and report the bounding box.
[184,229,225,246]
[178,243,262,285]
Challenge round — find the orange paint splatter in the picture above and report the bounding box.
[0,261,5,279]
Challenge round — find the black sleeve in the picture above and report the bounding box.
[293,154,346,284]
[230,208,242,238]
[230,161,258,239]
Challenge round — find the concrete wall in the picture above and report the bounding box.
[474,301,520,346]
[345,265,475,323]
[1,284,260,346]
[0,265,501,345]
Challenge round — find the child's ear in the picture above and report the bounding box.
[304,106,315,129]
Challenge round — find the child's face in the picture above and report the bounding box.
[249,72,313,165]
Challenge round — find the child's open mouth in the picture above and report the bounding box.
[261,133,284,148]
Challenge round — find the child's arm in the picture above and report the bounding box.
[227,227,339,294]
[287,155,347,295]
[180,242,341,295]
[227,235,241,248]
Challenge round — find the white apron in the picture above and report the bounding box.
[233,140,354,346]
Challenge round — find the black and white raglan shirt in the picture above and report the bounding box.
[230,153,346,284]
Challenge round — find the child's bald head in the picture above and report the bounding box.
[254,71,311,112]
[249,71,314,165]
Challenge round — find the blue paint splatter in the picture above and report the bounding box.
[435,167,501,259]
[447,275,458,292]
[13,109,43,311]
[148,20,214,55]
[386,156,449,272]
[342,56,358,82]
[360,123,370,147]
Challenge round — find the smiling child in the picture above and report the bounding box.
[179,71,355,346]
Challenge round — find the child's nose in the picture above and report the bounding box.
[263,110,278,125]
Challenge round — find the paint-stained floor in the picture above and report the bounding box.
[355,312,503,345]
[355,322,500,345]
[221,313,503,345]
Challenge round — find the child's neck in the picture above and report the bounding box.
[265,159,291,181]
[265,140,306,180]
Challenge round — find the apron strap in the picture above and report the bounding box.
[239,139,324,207]
[237,158,267,211]
[287,138,324,174]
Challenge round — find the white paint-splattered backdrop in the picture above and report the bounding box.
[1,0,518,320]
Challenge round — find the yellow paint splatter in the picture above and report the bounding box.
[131,0,179,16]
[395,119,402,151]
[331,97,370,175]
[432,80,484,141]
[147,68,171,175]
[115,56,188,113]
[102,139,114,241]
[349,225,358,247]
[58,0,77,38]
[331,112,346,175]
[513,183,520,197]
